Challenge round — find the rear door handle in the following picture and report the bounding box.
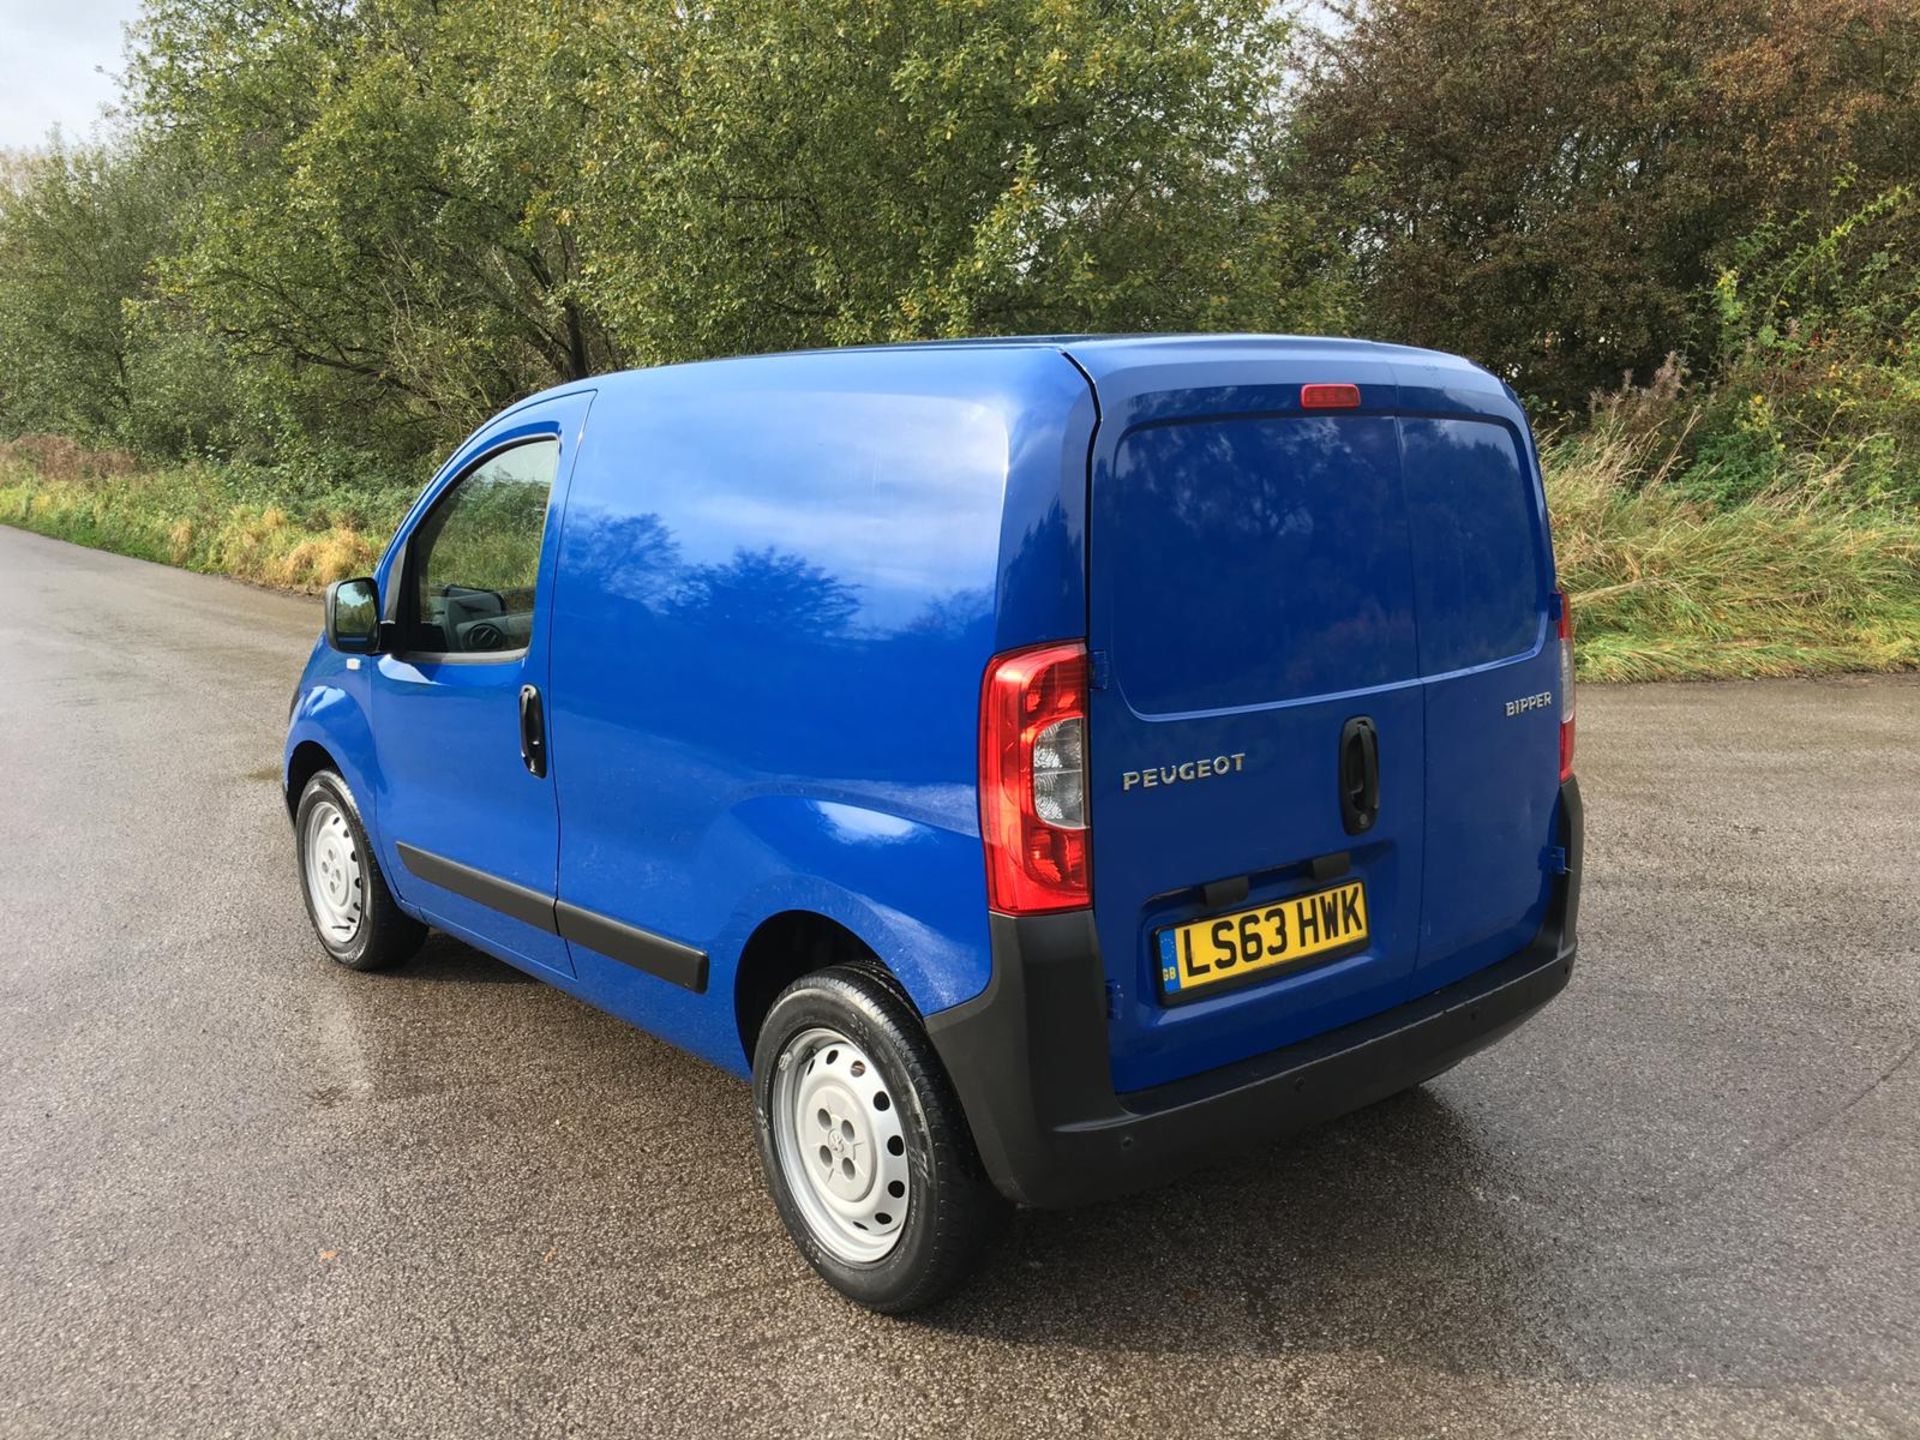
[1338,715,1379,835]
[519,683,548,778]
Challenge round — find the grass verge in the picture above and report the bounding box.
[1546,429,1920,682]
[5,431,1919,683]
[0,436,410,591]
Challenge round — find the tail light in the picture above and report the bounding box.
[979,641,1090,914]
[1556,589,1576,781]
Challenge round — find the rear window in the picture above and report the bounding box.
[1400,418,1547,674]
[1105,415,1418,715]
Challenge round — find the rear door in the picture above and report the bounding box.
[1400,413,1561,987]
[1083,364,1428,1094]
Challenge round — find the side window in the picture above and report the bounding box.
[405,439,559,656]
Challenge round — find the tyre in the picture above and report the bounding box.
[752,965,1007,1313]
[293,770,427,972]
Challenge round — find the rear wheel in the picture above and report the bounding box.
[753,965,1006,1313]
[294,770,426,971]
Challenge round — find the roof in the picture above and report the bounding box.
[516,332,1501,418]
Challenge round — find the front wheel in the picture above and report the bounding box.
[752,966,1006,1313]
[293,770,426,972]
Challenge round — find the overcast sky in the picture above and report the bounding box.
[0,0,144,150]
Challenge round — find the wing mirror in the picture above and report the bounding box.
[324,576,383,653]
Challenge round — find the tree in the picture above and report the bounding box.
[572,0,1346,363]
[1291,0,1920,412]
[0,140,178,441]
[131,0,618,458]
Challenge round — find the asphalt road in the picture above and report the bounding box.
[2,524,1916,1439]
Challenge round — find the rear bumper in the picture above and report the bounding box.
[927,778,1583,1208]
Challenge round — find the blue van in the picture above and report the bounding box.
[285,335,1581,1312]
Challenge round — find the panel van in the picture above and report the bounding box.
[284,335,1583,1312]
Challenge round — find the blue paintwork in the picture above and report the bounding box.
[284,333,1563,1098]
[542,347,1093,1070]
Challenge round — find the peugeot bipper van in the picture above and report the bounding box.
[286,336,1582,1312]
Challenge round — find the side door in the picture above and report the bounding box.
[369,392,592,977]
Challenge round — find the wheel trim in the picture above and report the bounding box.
[303,798,365,944]
[771,1026,911,1264]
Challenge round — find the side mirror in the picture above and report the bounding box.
[324,577,382,653]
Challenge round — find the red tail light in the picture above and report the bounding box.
[1301,383,1361,409]
[979,641,1090,914]
[1556,589,1576,781]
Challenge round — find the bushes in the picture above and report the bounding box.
[1703,185,1920,508]
[1574,176,1920,515]
[1547,336,1920,681]
[1293,0,1920,416]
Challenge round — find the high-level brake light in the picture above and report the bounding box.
[1301,383,1362,409]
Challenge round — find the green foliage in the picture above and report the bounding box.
[0,141,185,441]
[1293,0,1920,415]
[91,0,1339,459]
[7,0,1916,472]
[0,436,414,587]
[131,0,616,458]
[1700,184,1920,506]
[1554,183,1920,511]
[573,0,1345,360]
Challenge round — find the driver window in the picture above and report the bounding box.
[406,439,559,656]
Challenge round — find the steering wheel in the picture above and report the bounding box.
[464,620,505,651]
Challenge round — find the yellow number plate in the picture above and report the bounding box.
[1158,880,1369,1001]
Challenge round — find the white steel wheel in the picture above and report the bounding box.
[302,796,364,946]
[752,965,1008,1311]
[770,1026,913,1264]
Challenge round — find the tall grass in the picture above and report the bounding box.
[1545,425,1920,681]
[0,435,413,591]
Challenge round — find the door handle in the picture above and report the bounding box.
[1338,716,1379,835]
[518,683,548,778]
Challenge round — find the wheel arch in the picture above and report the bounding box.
[733,910,915,1067]
[284,684,385,834]
[284,739,338,818]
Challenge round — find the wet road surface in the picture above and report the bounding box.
[2,524,1916,1437]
